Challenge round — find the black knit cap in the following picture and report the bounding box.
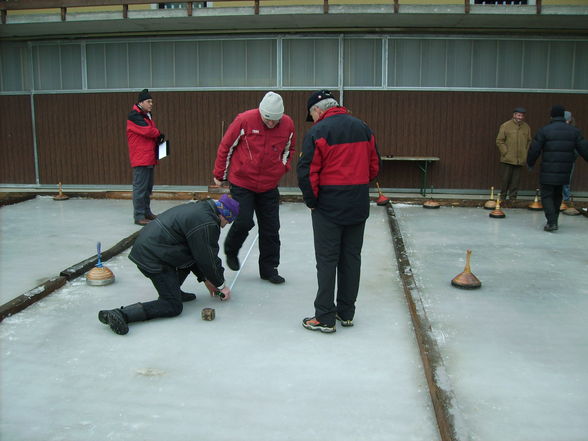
[550,105,565,118]
[137,89,152,103]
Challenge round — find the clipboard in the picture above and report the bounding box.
[158,140,170,159]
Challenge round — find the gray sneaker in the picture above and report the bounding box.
[336,314,354,327]
[302,317,336,333]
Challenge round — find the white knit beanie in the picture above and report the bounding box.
[259,91,284,121]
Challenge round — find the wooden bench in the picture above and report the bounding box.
[381,156,440,197]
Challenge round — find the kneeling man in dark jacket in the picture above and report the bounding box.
[98,195,239,335]
[527,105,588,231]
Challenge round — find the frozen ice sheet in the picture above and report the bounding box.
[0,196,184,304]
[394,204,588,441]
[0,202,439,441]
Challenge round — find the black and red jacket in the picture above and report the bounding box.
[127,104,161,167]
[297,106,380,225]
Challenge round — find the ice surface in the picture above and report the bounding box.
[0,196,183,304]
[394,204,588,441]
[0,200,439,441]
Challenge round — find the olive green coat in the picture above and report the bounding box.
[496,119,532,166]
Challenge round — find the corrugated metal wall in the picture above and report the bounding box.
[1,90,587,192]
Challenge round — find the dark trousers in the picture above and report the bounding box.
[132,166,154,221]
[499,163,522,201]
[225,184,281,278]
[311,210,366,327]
[540,183,563,226]
[137,265,195,319]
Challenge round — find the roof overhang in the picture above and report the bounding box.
[1,4,587,40]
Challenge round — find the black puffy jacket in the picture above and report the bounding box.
[128,199,225,287]
[527,117,588,185]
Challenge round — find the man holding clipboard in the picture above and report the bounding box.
[127,89,165,226]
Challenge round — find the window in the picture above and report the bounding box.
[0,42,30,92]
[33,44,81,90]
[344,38,382,87]
[282,39,338,87]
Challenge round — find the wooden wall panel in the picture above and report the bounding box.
[345,90,588,193]
[14,89,588,192]
[35,93,130,186]
[0,95,35,184]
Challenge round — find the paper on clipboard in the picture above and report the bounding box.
[158,140,170,159]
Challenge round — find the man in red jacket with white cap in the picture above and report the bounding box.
[127,89,164,226]
[213,91,296,284]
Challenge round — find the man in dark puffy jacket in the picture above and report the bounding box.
[127,89,164,226]
[212,91,296,284]
[527,105,588,232]
[98,195,239,335]
[297,90,380,333]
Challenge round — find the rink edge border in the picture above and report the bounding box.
[386,202,468,441]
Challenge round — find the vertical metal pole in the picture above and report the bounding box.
[81,41,88,91]
[276,36,283,90]
[28,42,40,186]
[382,37,388,88]
[338,34,344,106]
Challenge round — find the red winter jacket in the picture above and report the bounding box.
[213,109,296,193]
[127,104,161,167]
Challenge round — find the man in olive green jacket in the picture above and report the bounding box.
[496,107,532,203]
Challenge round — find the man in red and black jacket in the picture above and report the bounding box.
[127,88,164,226]
[297,90,380,333]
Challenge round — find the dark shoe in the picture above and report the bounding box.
[134,219,151,226]
[98,303,146,335]
[261,274,285,284]
[302,317,336,333]
[145,213,157,220]
[544,223,557,232]
[336,314,354,327]
[98,309,129,335]
[181,291,197,302]
[226,254,240,271]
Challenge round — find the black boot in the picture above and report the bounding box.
[98,303,146,335]
[181,291,197,302]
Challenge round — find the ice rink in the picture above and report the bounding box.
[1,196,587,441]
[1,197,438,441]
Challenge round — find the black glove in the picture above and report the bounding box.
[158,133,165,144]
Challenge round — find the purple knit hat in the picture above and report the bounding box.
[215,195,240,223]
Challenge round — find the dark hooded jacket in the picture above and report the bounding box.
[129,199,225,288]
[527,117,588,185]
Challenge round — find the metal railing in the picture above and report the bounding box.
[1,0,549,25]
